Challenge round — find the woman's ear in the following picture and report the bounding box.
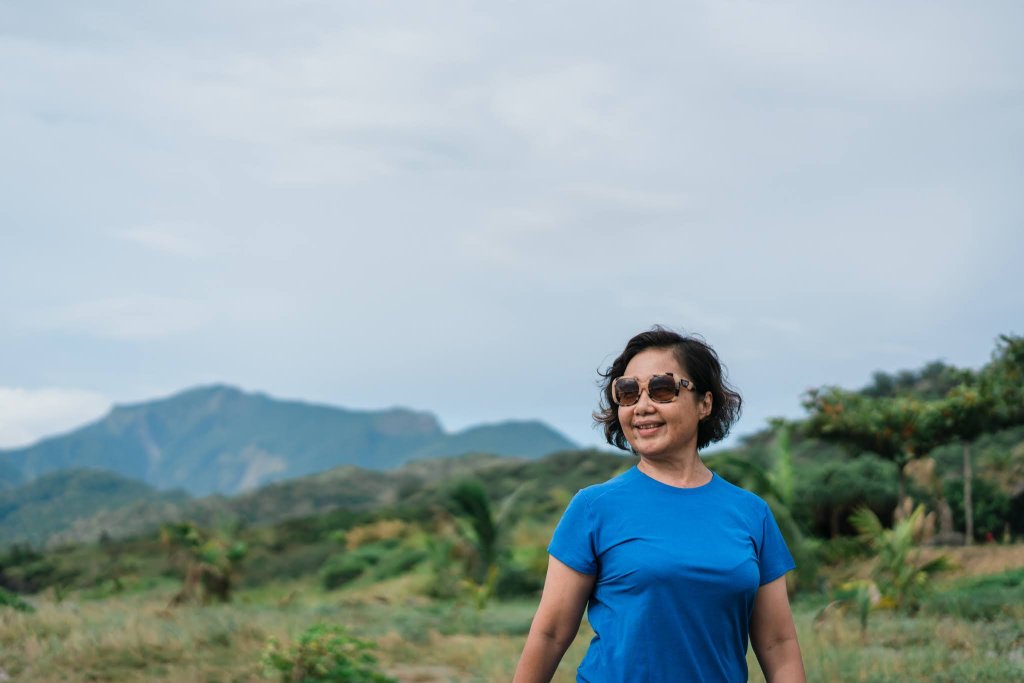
[700,391,713,420]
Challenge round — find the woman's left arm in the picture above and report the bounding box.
[749,576,806,683]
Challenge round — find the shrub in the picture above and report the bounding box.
[816,535,872,565]
[261,624,396,683]
[370,546,426,582]
[925,568,1024,621]
[944,477,1011,541]
[0,586,34,613]
[494,563,544,599]
[320,553,372,590]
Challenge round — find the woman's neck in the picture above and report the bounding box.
[636,453,712,489]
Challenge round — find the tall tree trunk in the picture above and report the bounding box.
[963,442,974,546]
[830,506,841,538]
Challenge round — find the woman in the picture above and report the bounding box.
[514,328,805,683]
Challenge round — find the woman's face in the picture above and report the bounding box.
[617,347,712,460]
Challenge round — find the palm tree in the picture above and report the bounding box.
[447,479,522,608]
[848,504,948,612]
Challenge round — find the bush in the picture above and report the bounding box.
[817,536,872,565]
[370,547,426,582]
[944,478,1011,541]
[242,544,335,587]
[0,586,34,612]
[925,568,1024,621]
[320,553,372,590]
[494,563,544,598]
[261,624,396,683]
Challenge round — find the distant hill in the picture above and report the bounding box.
[0,385,576,496]
[38,449,626,548]
[0,469,186,546]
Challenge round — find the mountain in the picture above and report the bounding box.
[0,385,576,496]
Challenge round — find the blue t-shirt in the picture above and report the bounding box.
[547,465,795,683]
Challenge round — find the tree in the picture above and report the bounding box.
[981,334,1024,428]
[160,522,247,605]
[921,383,991,543]
[848,503,949,612]
[803,390,948,518]
[923,335,1024,543]
[446,479,522,608]
[795,454,897,538]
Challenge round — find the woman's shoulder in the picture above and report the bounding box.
[711,473,773,514]
[572,464,639,505]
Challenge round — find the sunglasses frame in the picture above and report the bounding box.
[612,373,696,407]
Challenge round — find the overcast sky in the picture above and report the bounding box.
[1,1,1021,453]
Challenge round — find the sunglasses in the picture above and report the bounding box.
[612,373,695,406]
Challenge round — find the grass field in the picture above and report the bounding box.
[2,548,1023,682]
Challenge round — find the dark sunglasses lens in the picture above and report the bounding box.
[648,375,679,402]
[614,378,640,405]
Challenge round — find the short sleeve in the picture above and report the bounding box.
[757,504,796,585]
[547,490,598,575]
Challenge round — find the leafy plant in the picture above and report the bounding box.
[447,479,524,608]
[261,624,396,683]
[160,522,247,605]
[848,503,949,611]
[925,568,1024,621]
[0,586,34,613]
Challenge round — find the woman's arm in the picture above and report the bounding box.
[749,576,806,683]
[513,555,596,683]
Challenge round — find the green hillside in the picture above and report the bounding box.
[39,450,613,548]
[0,469,185,546]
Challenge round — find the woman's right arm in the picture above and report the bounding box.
[513,555,596,683]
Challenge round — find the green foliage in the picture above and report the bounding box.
[445,478,528,607]
[0,468,168,547]
[793,454,898,537]
[815,536,872,565]
[493,563,544,599]
[319,541,387,590]
[261,624,397,683]
[849,505,949,612]
[925,568,1024,621]
[980,334,1024,429]
[0,543,80,594]
[161,522,247,604]
[804,389,930,466]
[0,586,34,612]
[943,477,1011,540]
[861,361,972,400]
[448,480,498,582]
[828,579,878,633]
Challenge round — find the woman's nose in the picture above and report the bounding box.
[634,388,655,411]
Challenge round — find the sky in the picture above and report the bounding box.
[1,1,1022,454]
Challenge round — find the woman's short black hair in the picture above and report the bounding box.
[593,326,742,452]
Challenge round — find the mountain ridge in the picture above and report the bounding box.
[0,384,576,496]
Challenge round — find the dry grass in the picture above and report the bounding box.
[831,542,1024,585]
[922,543,1024,580]
[3,551,1024,683]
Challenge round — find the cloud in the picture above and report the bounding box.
[0,387,110,449]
